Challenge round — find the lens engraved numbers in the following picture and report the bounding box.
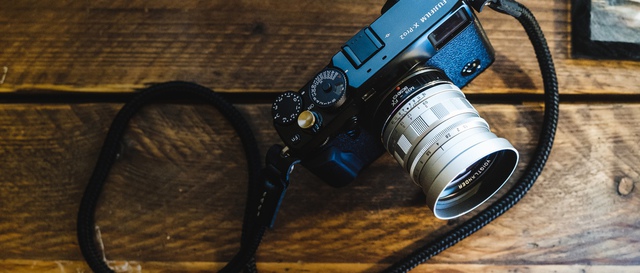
[410,120,488,182]
[383,84,466,151]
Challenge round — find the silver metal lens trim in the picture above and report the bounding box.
[379,71,519,219]
[418,130,500,187]
[383,86,459,147]
[423,138,519,219]
[408,121,490,184]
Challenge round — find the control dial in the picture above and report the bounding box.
[309,68,347,108]
[272,91,303,125]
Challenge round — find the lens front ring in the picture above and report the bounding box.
[377,67,519,219]
[424,138,518,219]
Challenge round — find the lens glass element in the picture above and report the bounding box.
[439,154,496,201]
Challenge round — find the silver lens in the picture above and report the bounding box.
[381,68,518,219]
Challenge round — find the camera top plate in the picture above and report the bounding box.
[332,0,466,89]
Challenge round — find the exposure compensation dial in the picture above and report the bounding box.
[272,91,303,125]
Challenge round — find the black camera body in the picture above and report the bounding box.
[271,0,495,187]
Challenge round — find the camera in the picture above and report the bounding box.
[270,0,519,219]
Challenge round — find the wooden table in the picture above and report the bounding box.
[1,0,639,272]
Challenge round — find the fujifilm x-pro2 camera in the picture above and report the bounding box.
[270,0,519,219]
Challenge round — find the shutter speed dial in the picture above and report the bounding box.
[309,68,347,108]
[272,91,303,125]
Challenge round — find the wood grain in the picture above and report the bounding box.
[0,103,638,271]
[2,260,640,273]
[1,0,640,272]
[1,0,639,95]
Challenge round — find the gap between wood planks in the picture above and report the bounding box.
[2,260,640,273]
[0,91,640,105]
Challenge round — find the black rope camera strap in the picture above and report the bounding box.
[76,82,266,273]
[77,0,559,272]
[384,0,560,270]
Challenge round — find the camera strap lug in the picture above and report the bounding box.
[256,145,300,228]
[466,0,493,12]
[487,0,523,17]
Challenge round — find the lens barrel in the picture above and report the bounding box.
[379,68,518,219]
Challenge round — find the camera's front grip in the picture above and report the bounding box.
[256,145,300,228]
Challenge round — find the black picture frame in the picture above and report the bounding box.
[571,0,640,60]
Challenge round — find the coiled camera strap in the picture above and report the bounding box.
[77,0,559,272]
[76,82,269,273]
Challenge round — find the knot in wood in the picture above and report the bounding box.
[617,177,635,196]
[251,22,266,35]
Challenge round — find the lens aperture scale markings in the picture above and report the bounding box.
[383,84,464,147]
[382,81,500,190]
[385,86,474,159]
[383,84,464,142]
[410,120,489,182]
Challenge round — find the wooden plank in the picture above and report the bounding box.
[1,0,639,95]
[2,260,640,273]
[0,103,638,270]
